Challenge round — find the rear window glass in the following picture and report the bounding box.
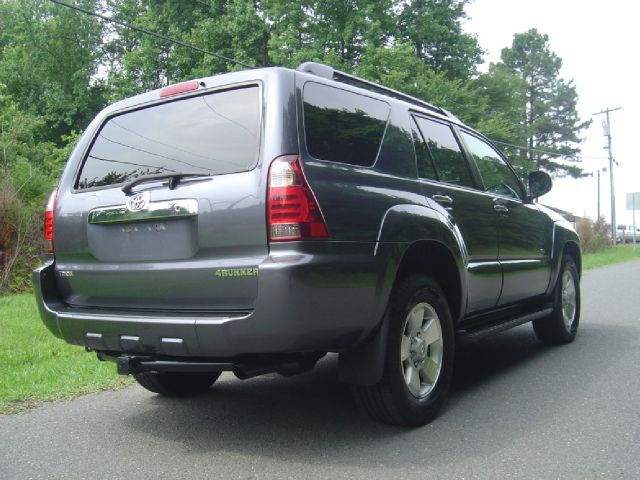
[76,85,261,190]
[303,82,390,167]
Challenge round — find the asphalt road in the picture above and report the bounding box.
[2,260,640,479]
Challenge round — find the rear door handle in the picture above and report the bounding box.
[432,194,453,206]
[493,204,509,213]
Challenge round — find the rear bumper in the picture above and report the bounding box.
[33,244,393,357]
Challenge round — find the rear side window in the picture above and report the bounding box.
[413,116,474,188]
[76,85,261,190]
[411,118,437,180]
[303,82,390,167]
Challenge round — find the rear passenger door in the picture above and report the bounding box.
[411,115,502,313]
[459,131,553,305]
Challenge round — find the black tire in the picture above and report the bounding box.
[533,255,580,344]
[134,371,221,397]
[352,275,455,426]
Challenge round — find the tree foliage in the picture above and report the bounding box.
[497,28,590,177]
[0,0,106,144]
[398,0,482,79]
[0,84,66,292]
[106,0,269,98]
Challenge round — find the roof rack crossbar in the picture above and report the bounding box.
[297,61,448,117]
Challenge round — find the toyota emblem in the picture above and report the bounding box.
[126,192,150,212]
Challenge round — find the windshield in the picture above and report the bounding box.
[76,84,261,190]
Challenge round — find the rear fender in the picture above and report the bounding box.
[339,204,465,385]
[374,205,466,319]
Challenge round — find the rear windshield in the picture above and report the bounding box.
[76,85,261,190]
[303,82,390,167]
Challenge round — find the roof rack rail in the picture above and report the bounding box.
[297,61,448,118]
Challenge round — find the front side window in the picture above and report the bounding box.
[413,116,474,188]
[76,85,261,190]
[303,82,390,167]
[461,132,523,200]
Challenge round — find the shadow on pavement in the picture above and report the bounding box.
[123,322,634,468]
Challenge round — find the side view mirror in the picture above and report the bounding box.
[528,171,552,200]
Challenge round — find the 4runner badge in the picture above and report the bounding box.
[126,191,150,212]
[215,268,259,278]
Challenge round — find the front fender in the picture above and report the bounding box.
[546,220,582,296]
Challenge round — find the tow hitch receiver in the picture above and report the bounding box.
[104,354,236,376]
[99,353,325,378]
[116,355,141,375]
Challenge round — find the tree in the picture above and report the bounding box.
[106,0,209,97]
[263,0,396,69]
[355,43,486,119]
[106,0,269,99]
[190,0,270,74]
[263,0,481,77]
[397,0,482,79]
[473,63,528,174]
[0,0,106,144]
[498,29,590,177]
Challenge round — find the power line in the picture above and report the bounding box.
[490,138,607,162]
[46,0,255,69]
[193,0,213,9]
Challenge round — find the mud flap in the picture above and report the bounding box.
[338,312,389,386]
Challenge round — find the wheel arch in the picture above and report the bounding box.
[394,240,465,324]
[563,240,582,277]
[374,204,467,324]
[339,204,466,386]
[546,221,582,296]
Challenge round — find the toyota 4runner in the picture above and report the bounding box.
[34,62,581,426]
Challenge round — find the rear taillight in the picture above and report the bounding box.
[44,189,57,253]
[267,156,329,241]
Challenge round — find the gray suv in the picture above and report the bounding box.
[34,62,581,426]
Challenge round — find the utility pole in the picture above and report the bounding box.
[595,167,607,221]
[597,169,600,220]
[593,107,622,243]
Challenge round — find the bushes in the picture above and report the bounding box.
[0,87,74,294]
[0,167,50,293]
[575,216,611,253]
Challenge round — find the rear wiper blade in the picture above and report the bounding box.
[121,172,212,194]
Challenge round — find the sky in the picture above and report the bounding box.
[463,0,640,227]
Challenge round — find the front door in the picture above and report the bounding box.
[459,131,552,305]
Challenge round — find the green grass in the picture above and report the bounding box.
[582,243,640,271]
[0,293,131,414]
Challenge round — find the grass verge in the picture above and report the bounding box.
[582,243,640,271]
[0,293,131,414]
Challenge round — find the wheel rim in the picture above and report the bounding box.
[561,270,577,330]
[400,302,444,399]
